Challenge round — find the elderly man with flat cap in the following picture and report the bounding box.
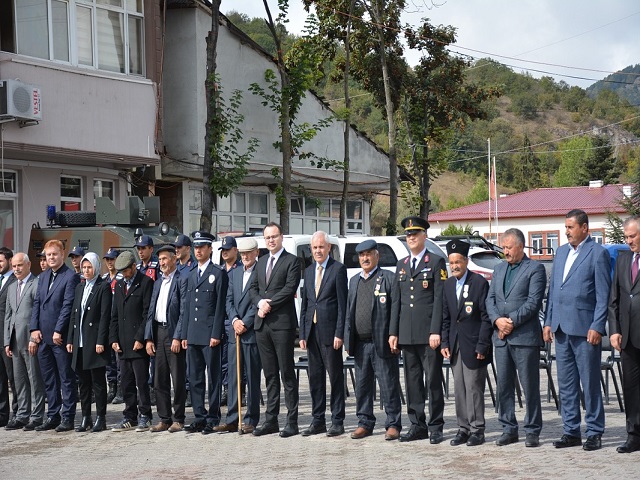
[109,250,154,432]
[215,237,262,434]
[180,231,228,435]
[390,216,447,443]
[344,239,402,441]
[144,245,187,433]
[441,240,492,446]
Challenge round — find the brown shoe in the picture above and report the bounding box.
[241,424,255,434]
[385,427,400,441]
[150,422,169,433]
[213,423,238,433]
[351,427,372,439]
[167,422,184,433]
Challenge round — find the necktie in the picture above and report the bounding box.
[632,254,639,284]
[313,265,323,324]
[16,280,22,303]
[48,272,56,291]
[0,276,4,290]
[411,258,417,275]
[197,269,201,282]
[266,256,275,284]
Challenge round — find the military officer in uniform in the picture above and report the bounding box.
[390,216,447,443]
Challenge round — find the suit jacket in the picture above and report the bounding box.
[144,269,187,342]
[67,277,112,370]
[4,275,38,350]
[441,271,492,369]
[344,268,398,359]
[0,274,17,337]
[30,264,80,344]
[609,250,640,348]
[181,262,228,346]
[390,252,447,345]
[545,236,611,337]
[299,257,347,345]
[250,249,300,331]
[226,266,257,344]
[109,271,153,359]
[486,255,546,347]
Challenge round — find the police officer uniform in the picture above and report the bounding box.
[390,216,447,443]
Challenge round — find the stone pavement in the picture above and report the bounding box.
[0,349,636,480]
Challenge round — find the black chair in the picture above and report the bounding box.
[540,342,559,410]
[601,337,624,412]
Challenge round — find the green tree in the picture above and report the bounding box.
[578,136,618,185]
[552,136,591,187]
[441,224,474,235]
[512,134,541,192]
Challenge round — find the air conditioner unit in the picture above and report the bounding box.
[0,79,42,121]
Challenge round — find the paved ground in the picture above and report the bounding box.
[0,349,636,479]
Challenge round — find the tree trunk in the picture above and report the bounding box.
[280,71,292,234]
[373,1,398,235]
[419,107,430,220]
[340,0,355,236]
[202,0,221,233]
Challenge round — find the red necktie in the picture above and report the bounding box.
[632,254,639,284]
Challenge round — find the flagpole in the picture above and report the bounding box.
[488,138,492,237]
[493,156,499,235]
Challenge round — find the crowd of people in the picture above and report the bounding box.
[1,210,639,454]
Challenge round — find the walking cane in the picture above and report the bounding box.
[236,332,243,435]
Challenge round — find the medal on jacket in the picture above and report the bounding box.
[463,284,469,299]
[424,254,430,264]
[465,301,473,314]
[422,271,428,289]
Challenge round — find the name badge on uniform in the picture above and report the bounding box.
[209,274,215,284]
[464,301,473,314]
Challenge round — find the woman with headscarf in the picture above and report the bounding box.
[66,252,112,432]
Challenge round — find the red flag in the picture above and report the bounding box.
[489,164,497,200]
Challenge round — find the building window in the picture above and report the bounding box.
[0,172,18,250]
[14,0,144,76]
[61,175,83,211]
[591,229,604,244]
[529,231,559,259]
[93,178,114,207]
[189,189,268,235]
[291,197,364,234]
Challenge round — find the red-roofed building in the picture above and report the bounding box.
[428,182,631,259]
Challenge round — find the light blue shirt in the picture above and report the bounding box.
[455,270,469,301]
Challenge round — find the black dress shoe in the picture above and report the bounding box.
[429,431,444,444]
[183,421,206,433]
[399,426,429,442]
[301,423,327,436]
[617,440,640,453]
[23,421,42,431]
[55,418,75,432]
[326,424,344,437]
[75,416,93,432]
[35,416,61,431]
[5,419,27,430]
[252,422,279,437]
[495,432,519,446]
[553,434,582,448]
[525,433,540,447]
[0,419,7,428]
[201,423,218,435]
[450,431,469,446]
[92,416,107,432]
[583,434,602,451]
[466,432,485,446]
[279,424,299,438]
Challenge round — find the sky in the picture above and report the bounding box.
[226,0,640,89]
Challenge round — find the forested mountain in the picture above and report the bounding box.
[225,11,640,215]
[586,64,640,106]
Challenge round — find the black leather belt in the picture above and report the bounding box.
[155,321,168,329]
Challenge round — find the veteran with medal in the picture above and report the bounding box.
[390,216,447,443]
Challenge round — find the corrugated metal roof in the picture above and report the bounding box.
[429,184,630,221]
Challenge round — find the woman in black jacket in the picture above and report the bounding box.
[67,252,112,432]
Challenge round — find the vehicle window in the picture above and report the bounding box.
[297,244,313,277]
[343,244,360,269]
[330,244,340,260]
[258,248,268,258]
[377,244,398,267]
[470,252,503,269]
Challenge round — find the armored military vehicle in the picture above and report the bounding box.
[28,196,178,275]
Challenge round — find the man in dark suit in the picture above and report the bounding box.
[441,240,492,447]
[486,228,547,447]
[145,245,187,433]
[30,239,80,432]
[609,215,640,453]
[299,231,347,437]
[180,231,228,435]
[110,250,154,432]
[544,209,610,451]
[390,216,447,443]
[344,240,402,441]
[215,237,262,434]
[250,222,300,438]
[4,253,45,431]
[0,246,17,426]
